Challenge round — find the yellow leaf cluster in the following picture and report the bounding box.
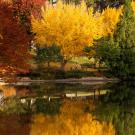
[101,6,123,36]
[32,1,135,60]
[131,1,135,14]
[32,1,103,59]
[30,100,115,135]
[101,1,135,36]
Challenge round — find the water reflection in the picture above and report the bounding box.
[94,82,135,135]
[30,100,115,135]
[0,82,134,135]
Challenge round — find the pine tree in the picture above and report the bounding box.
[116,0,135,78]
[97,0,135,79]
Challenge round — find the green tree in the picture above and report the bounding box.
[97,0,135,79]
[35,45,63,68]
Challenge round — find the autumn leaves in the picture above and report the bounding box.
[32,1,123,60]
[0,0,135,79]
[0,2,31,79]
[0,0,45,79]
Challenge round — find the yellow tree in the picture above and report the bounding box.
[32,1,103,68]
[101,6,123,36]
[131,1,135,13]
[83,6,122,67]
[101,1,135,36]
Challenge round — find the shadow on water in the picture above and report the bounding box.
[94,82,135,135]
[0,82,134,135]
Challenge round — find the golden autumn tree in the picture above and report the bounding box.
[32,1,103,68]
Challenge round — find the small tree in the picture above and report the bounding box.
[35,45,63,68]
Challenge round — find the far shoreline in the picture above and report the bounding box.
[0,77,119,85]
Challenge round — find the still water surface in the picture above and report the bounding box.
[0,82,135,135]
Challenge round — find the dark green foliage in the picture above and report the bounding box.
[27,68,95,80]
[35,45,63,67]
[94,82,135,135]
[96,0,135,79]
[63,0,123,10]
[35,99,61,115]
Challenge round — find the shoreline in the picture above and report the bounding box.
[0,77,119,85]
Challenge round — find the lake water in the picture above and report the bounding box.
[0,82,135,135]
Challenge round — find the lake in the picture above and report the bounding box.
[0,82,135,135]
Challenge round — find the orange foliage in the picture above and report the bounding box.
[12,0,46,19]
[0,85,16,97]
[0,2,31,79]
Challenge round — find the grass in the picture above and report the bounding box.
[22,57,110,80]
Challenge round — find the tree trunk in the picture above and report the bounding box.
[60,60,67,70]
[47,61,50,68]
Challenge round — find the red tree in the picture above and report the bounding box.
[0,2,31,80]
[11,0,46,35]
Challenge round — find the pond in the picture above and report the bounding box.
[0,82,135,135]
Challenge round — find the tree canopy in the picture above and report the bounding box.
[32,1,103,60]
[0,2,31,79]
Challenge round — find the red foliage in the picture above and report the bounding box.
[0,2,31,79]
[13,0,46,18]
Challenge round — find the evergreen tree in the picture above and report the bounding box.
[97,0,135,79]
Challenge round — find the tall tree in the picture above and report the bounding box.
[32,1,103,69]
[0,2,31,79]
[12,0,46,33]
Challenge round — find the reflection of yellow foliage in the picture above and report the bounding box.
[0,86,16,97]
[30,100,115,135]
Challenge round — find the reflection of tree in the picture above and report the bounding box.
[0,98,29,115]
[105,82,135,105]
[29,83,107,96]
[94,82,135,135]
[34,99,61,115]
[1,82,135,135]
[30,100,115,135]
[0,85,16,97]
